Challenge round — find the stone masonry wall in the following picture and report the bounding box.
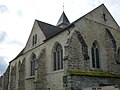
[18,59,25,90]
[35,49,48,90]
[65,30,90,71]
[69,75,120,90]
[64,18,120,90]
[2,65,10,90]
[9,64,16,90]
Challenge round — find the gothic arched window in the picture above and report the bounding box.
[91,41,100,68]
[117,47,120,63]
[30,53,36,76]
[53,43,63,71]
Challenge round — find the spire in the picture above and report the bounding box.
[56,11,70,28]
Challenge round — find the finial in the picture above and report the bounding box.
[63,2,64,11]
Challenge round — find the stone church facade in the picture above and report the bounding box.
[1,4,120,90]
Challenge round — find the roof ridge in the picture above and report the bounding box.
[35,19,62,29]
[70,4,105,24]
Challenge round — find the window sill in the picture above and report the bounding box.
[26,75,35,80]
[90,68,103,72]
[47,69,64,75]
[53,69,64,72]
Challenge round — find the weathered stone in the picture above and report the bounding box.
[2,65,10,90]
[18,59,25,90]
[1,4,120,90]
[9,64,16,90]
[35,49,48,90]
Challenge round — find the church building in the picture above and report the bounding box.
[1,4,120,90]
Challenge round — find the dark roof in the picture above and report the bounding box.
[56,11,70,27]
[10,4,112,63]
[36,20,63,39]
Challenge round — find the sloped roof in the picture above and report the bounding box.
[56,11,70,27]
[36,20,63,39]
[11,4,119,63]
[10,48,24,62]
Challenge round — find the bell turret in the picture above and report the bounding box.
[57,12,70,28]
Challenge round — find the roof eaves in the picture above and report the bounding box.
[9,48,25,63]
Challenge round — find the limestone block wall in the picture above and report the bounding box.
[83,85,119,90]
[63,17,120,90]
[35,49,47,90]
[66,76,120,90]
[17,59,25,90]
[24,21,46,52]
[2,66,10,90]
[9,64,16,90]
[72,18,120,73]
[44,28,70,90]
[65,30,89,71]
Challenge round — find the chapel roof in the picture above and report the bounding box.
[11,4,116,62]
[56,11,70,28]
[36,20,63,39]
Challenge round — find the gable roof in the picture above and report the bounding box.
[73,4,119,28]
[10,4,120,63]
[36,20,63,39]
[44,4,120,41]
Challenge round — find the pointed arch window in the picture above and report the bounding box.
[53,43,63,71]
[91,41,100,68]
[30,53,36,76]
[117,47,120,64]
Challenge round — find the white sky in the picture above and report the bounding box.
[0,0,120,64]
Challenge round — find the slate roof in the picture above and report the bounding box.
[57,11,70,27]
[11,4,113,62]
[36,20,63,39]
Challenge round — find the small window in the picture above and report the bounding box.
[32,36,34,46]
[18,61,21,72]
[32,34,37,46]
[35,34,37,44]
[103,13,106,21]
[30,53,36,76]
[91,41,100,68]
[53,43,63,71]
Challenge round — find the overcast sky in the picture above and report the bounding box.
[0,0,120,64]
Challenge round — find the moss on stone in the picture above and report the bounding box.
[69,70,120,78]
